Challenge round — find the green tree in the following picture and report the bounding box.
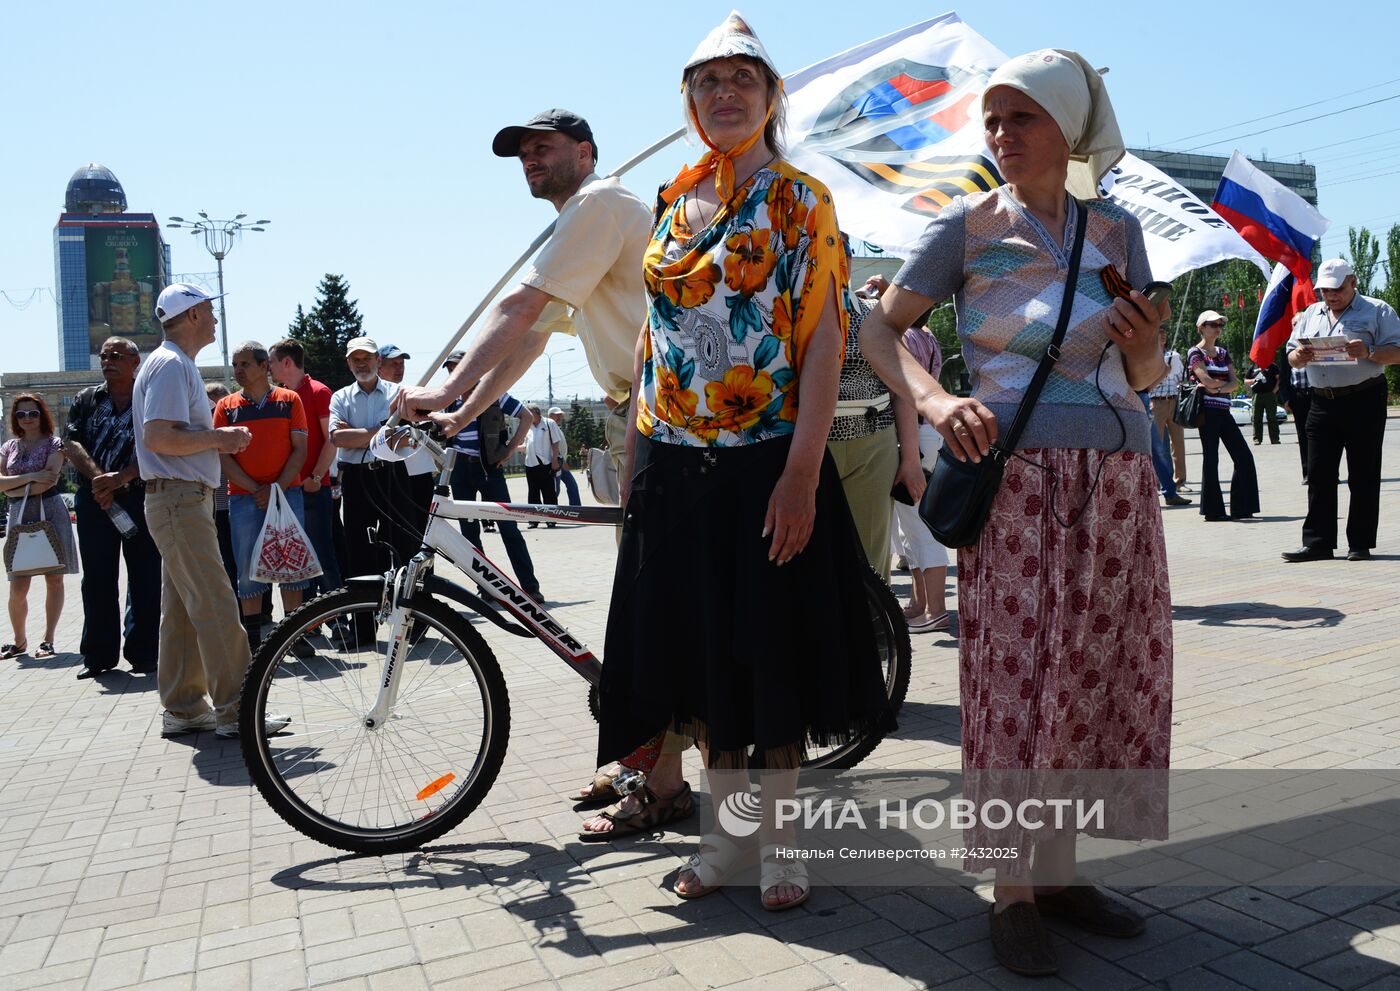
[1381,224,1400,400]
[563,400,603,466]
[923,304,966,395]
[290,275,363,389]
[1347,226,1381,295]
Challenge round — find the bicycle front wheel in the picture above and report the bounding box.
[239,584,510,854]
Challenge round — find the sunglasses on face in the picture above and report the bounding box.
[1204,321,1226,328]
[99,351,135,361]
[15,410,41,419]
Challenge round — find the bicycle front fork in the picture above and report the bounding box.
[363,555,429,730]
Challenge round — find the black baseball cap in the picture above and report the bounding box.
[492,109,597,159]
[442,350,465,368]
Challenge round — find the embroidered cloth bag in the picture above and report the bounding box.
[250,484,323,584]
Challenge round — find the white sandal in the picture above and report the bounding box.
[760,844,810,911]
[675,833,751,900]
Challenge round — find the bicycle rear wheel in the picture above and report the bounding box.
[239,584,510,854]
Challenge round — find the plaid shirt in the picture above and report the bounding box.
[1149,350,1185,399]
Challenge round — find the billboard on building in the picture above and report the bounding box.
[83,225,167,354]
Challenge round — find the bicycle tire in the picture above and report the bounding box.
[240,584,511,854]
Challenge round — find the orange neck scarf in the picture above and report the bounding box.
[660,96,777,208]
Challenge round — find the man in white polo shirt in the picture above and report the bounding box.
[134,283,289,739]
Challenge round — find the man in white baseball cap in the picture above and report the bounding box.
[152,282,224,326]
[1283,259,1400,562]
[134,281,293,740]
[546,406,581,506]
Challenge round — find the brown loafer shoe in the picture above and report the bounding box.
[988,903,1058,977]
[1036,883,1146,938]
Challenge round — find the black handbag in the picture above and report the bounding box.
[918,201,1087,549]
[1172,378,1205,428]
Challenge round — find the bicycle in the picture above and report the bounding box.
[239,425,911,854]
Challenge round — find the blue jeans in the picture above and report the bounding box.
[301,485,342,594]
[228,488,312,599]
[449,456,540,596]
[555,466,581,506]
[1140,393,1178,498]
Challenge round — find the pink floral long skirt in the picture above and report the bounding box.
[958,449,1172,872]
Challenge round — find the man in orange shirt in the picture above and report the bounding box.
[213,341,310,653]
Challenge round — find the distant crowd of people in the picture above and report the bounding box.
[0,324,582,695]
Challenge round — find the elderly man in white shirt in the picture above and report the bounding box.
[329,337,428,577]
[522,403,565,528]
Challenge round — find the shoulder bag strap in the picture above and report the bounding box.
[991,200,1089,460]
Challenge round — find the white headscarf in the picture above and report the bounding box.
[982,49,1124,200]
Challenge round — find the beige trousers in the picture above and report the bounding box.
[1150,396,1188,486]
[826,425,899,583]
[145,480,252,727]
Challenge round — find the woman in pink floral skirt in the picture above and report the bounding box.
[860,50,1173,977]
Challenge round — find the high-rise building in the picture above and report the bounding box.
[1127,149,1318,208]
[53,164,173,371]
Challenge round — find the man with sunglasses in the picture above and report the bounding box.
[64,337,162,679]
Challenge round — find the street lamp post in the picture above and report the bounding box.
[165,213,270,375]
[546,346,575,408]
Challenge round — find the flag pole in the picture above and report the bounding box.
[1171,269,1194,350]
[412,127,687,387]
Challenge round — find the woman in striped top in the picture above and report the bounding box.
[1186,311,1258,521]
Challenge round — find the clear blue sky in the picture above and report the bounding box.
[4,1,1398,399]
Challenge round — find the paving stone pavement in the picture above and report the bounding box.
[3,411,1400,990]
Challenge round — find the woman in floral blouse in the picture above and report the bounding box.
[595,12,891,912]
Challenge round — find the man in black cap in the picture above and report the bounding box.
[391,109,694,842]
[391,109,647,462]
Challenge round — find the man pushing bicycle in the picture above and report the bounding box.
[391,109,694,841]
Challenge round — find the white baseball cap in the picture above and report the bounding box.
[154,282,224,325]
[1196,310,1227,326]
[1315,259,1355,290]
[547,406,564,416]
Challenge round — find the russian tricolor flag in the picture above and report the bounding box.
[1250,262,1318,367]
[1212,151,1330,280]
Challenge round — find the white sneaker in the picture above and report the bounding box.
[214,714,292,739]
[161,711,217,737]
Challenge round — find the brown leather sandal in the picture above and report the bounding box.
[577,783,695,842]
[568,771,622,807]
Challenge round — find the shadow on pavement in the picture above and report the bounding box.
[882,700,961,748]
[1172,601,1344,630]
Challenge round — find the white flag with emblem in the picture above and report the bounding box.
[782,12,1269,281]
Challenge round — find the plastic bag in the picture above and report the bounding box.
[250,484,323,584]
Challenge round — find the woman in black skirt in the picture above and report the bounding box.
[596,11,892,912]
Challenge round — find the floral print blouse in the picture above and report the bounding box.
[636,162,848,447]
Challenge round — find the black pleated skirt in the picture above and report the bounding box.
[596,434,895,769]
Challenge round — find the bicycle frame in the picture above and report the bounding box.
[361,430,619,731]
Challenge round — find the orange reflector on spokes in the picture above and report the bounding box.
[416,773,456,801]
